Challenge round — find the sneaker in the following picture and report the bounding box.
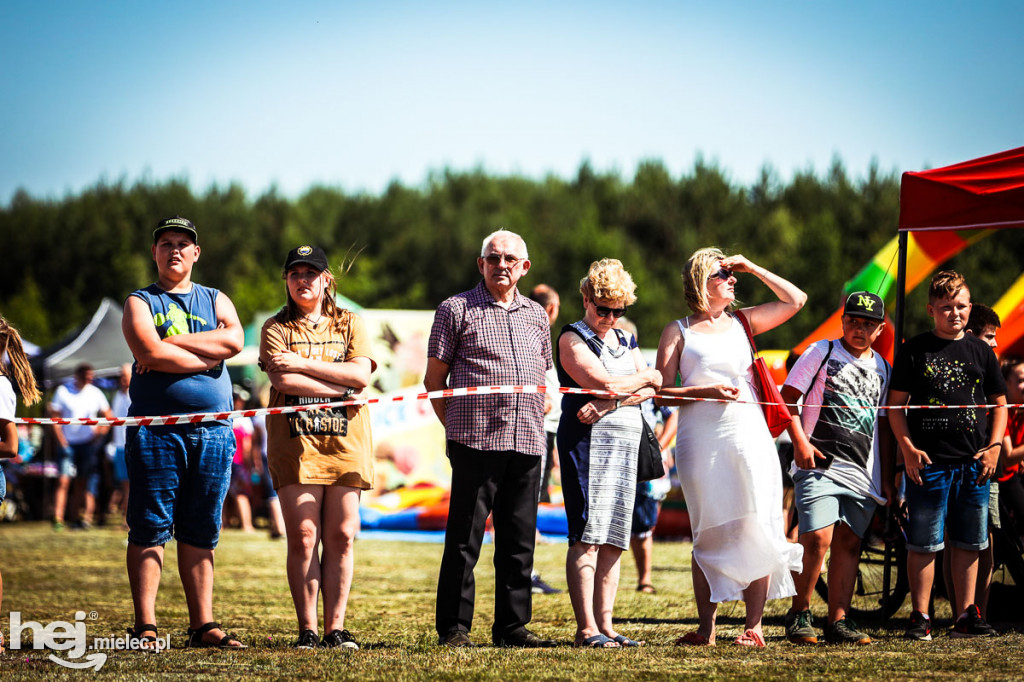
[905,611,932,641]
[294,629,320,649]
[951,605,997,638]
[52,520,65,532]
[784,609,818,645]
[322,629,359,650]
[824,617,871,645]
[531,573,562,595]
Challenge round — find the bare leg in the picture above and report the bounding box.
[126,543,163,631]
[234,493,254,533]
[950,546,980,616]
[178,542,241,646]
[827,523,863,623]
[53,475,70,524]
[567,542,610,644]
[691,556,718,643]
[595,545,628,640]
[976,535,994,618]
[321,486,361,632]
[742,576,769,635]
[908,549,935,614]
[267,496,286,538]
[278,484,324,633]
[791,525,832,613]
[630,535,655,590]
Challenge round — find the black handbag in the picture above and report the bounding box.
[637,418,666,482]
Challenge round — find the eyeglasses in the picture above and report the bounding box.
[483,253,523,267]
[708,267,733,281]
[594,304,628,319]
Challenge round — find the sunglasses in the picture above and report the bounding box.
[594,304,628,319]
[483,253,523,267]
[708,267,733,281]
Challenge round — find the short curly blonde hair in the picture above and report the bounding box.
[683,247,726,313]
[579,258,637,306]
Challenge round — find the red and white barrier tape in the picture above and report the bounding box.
[12,384,1011,427]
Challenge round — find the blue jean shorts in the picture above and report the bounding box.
[905,459,989,553]
[125,424,234,550]
[793,469,877,538]
[631,489,661,538]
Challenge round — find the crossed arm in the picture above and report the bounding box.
[122,294,244,374]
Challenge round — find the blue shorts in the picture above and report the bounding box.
[631,489,661,538]
[793,469,876,538]
[125,424,234,550]
[905,460,989,553]
[111,446,128,484]
[56,444,76,478]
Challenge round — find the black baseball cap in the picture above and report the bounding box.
[283,245,329,272]
[844,291,884,321]
[153,216,198,243]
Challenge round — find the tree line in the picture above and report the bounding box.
[4,158,1023,352]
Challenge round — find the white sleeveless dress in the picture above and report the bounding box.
[674,315,802,603]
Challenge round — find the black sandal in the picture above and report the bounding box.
[185,621,247,649]
[127,624,160,652]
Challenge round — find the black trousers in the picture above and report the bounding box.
[435,440,542,640]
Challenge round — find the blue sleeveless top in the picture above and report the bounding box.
[126,283,232,417]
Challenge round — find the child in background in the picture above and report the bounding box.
[888,271,1007,640]
[998,358,1024,540]
[0,316,42,652]
[781,292,893,645]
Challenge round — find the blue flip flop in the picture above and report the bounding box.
[575,633,620,648]
[613,634,644,648]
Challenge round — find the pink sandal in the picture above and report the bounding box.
[734,629,766,648]
[675,631,713,646]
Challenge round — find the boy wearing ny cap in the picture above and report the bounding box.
[888,270,1007,641]
[121,216,247,648]
[781,291,894,645]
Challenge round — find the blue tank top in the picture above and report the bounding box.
[126,283,232,417]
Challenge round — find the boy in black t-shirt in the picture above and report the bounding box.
[888,271,1007,641]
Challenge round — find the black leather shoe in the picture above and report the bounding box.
[439,629,475,648]
[493,628,557,648]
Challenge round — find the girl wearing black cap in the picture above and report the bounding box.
[259,245,377,650]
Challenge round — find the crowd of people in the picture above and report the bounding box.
[2,216,1023,653]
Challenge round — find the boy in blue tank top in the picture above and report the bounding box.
[121,216,247,649]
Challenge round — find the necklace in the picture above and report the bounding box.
[301,312,323,327]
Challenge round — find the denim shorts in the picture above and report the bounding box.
[125,424,234,549]
[905,459,989,553]
[111,446,128,484]
[793,469,877,538]
[55,444,76,478]
[631,490,661,538]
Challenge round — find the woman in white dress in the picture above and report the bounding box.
[655,248,805,647]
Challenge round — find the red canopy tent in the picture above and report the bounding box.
[894,146,1024,345]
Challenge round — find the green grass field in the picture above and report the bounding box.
[1,522,1022,680]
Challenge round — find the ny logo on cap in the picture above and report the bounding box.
[857,295,875,311]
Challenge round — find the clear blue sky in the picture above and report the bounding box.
[2,1,1021,203]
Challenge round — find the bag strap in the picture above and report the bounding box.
[569,320,628,358]
[733,310,758,361]
[812,340,834,385]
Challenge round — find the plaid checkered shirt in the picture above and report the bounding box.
[428,281,552,456]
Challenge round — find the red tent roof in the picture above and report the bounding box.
[899,146,1024,232]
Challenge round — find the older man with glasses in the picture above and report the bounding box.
[425,229,556,648]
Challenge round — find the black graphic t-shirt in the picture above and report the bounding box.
[890,332,1006,463]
